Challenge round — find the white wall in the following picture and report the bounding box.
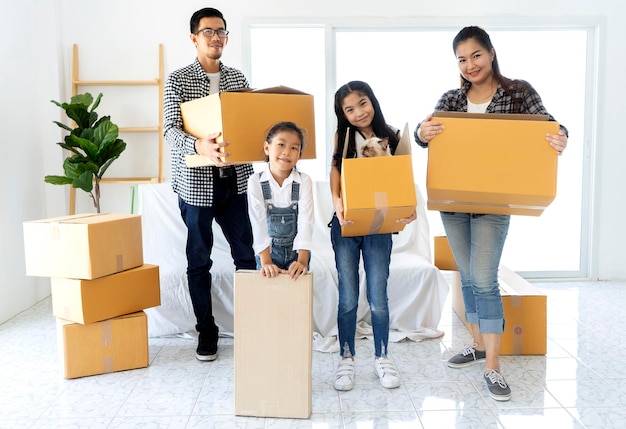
[0,0,66,323]
[1,0,624,323]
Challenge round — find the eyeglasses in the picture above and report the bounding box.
[196,28,229,38]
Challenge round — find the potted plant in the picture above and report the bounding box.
[45,92,127,213]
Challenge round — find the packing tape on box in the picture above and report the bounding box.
[100,320,114,372]
[102,356,114,374]
[368,192,388,235]
[50,222,60,240]
[101,320,113,346]
[510,296,523,354]
[512,324,523,354]
[116,254,123,272]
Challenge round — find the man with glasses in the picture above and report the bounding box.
[163,7,256,362]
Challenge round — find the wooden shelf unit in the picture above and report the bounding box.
[69,44,164,214]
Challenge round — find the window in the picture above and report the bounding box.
[249,26,327,181]
[249,23,594,277]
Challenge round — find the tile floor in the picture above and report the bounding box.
[1,278,626,428]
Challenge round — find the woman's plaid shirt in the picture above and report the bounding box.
[164,59,254,206]
[415,79,568,147]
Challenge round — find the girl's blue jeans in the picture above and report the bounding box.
[440,212,510,334]
[330,215,392,358]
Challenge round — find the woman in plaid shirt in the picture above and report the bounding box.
[414,26,568,402]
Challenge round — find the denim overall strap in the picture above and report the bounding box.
[260,173,272,203]
[258,178,301,270]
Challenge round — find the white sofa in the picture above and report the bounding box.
[138,180,449,352]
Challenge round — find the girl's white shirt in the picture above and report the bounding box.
[246,165,314,255]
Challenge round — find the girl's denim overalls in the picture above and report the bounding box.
[255,177,301,270]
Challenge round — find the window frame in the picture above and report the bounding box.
[243,16,600,279]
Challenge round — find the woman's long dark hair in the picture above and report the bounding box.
[453,26,527,112]
[332,81,399,169]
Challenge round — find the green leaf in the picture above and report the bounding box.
[63,156,97,178]
[94,119,118,146]
[52,121,73,132]
[72,171,94,193]
[70,93,93,108]
[44,175,74,185]
[67,134,99,160]
[64,105,91,129]
[96,139,126,167]
[90,93,103,112]
[88,111,99,128]
[57,143,82,157]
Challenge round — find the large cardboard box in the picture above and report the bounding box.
[23,213,143,279]
[434,235,547,355]
[51,264,161,324]
[450,268,547,355]
[234,271,313,419]
[433,235,458,271]
[340,124,416,237]
[341,155,416,237]
[57,311,149,379]
[181,86,316,165]
[427,112,560,216]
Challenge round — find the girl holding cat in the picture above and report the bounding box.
[330,80,416,391]
[247,121,314,280]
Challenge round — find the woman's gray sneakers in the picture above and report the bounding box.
[447,344,487,368]
[483,369,511,401]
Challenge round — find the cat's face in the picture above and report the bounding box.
[357,137,390,158]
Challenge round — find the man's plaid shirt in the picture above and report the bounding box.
[415,79,568,147]
[164,59,254,206]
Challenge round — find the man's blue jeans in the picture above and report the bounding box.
[330,216,392,358]
[178,176,255,338]
[441,212,510,334]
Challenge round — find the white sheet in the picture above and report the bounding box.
[138,180,448,352]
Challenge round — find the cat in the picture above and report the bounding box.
[357,136,391,158]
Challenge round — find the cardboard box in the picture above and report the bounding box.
[23,213,143,279]
[51,264,161,324]
[181,86,316,165]
[435,235,546,355]
[427,112,560,216]
[234,271,313,419]
[341,155,416,237]
[340,124,415,237]
[450,268,547,355]
[433,235,458,271]
[57,311,149,379]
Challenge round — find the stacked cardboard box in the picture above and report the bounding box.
[433,235,547,355]
[23,213,161,378]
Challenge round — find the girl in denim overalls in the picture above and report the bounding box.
[247,122,314,280]
[330,81,417,391]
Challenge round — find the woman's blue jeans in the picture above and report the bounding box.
[440,212,510,334]
[330,215,392,358]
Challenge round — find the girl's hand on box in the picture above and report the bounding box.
[397,210,417,224]
[260,263,284,278]
[334,196,354,226]
[287,261,307,280]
